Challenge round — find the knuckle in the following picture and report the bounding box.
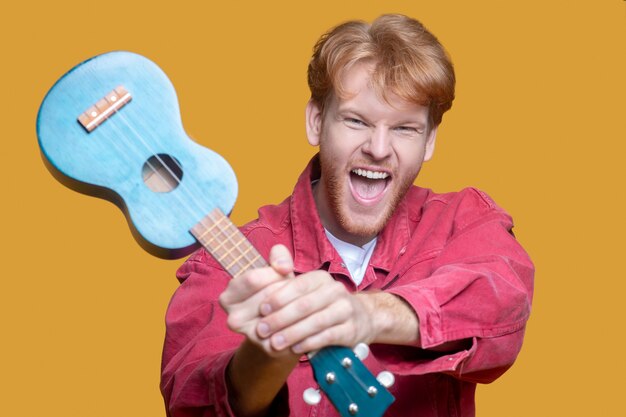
[243,268,272,289]
[333,297,353,318]
[316,273,329,283]
[263,314,281,331]
[342,298,356,315]
[335,324,356,345]
[296,297,312,315]
[345,325,357,342]
[325,327,341,345]
[335,280,347,293]
[294,276,310,292]
[242,270,260,288]
[264,292,283,310]
[312,310,332,331]
[329,280,346,297]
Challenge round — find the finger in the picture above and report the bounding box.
[290,322,359,354]
[268,297,355,351]
[257,278,345,336]
[226,279,289,327]
[269,244,294,276]
[219,266,285,307]
[260,270,337,316]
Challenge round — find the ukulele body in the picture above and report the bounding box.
[37,51,238,258]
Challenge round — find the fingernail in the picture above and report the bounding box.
[292,343,303,354]
[257,322,270,337]
[260,303,272,315]
[273,334,286,349]
[277,258,291,266]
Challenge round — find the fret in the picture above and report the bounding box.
[216,244,241,263]
[231,253,264,277]
[225,243,256,270]
[194,229,220,247]
[193,212,230,245]
[213,234,249,268]
[191,208,268,278]
[210,229,246,253]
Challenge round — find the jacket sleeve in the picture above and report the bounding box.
[160,250,243,417]
[384,188,534,383]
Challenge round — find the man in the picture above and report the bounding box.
[161,14,534,417]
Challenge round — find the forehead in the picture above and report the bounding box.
[331,63,430,124]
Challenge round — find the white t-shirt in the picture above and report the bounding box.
[325,229,377,286]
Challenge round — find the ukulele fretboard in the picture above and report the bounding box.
[191,208,267,276]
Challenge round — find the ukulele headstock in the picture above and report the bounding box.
[308,345,394,417]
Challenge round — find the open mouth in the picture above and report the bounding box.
[349,168,391,204]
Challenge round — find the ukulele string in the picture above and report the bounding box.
[102,113,201,228]
[105,113,181,191]
[103,100,216,220]
[102,99,260,270]
[107,115,257,271]
[203,209,267,276]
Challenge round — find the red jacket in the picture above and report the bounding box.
[161,157,534,416]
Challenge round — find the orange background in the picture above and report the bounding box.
[2,1,625,416]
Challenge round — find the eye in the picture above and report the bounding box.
[345,118,367,128]
[394,126,424,136]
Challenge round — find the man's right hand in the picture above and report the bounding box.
[218,245,301,417]
[218,244,297,358]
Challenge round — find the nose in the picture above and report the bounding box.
[362,126,392,160]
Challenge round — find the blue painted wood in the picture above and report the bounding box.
[36,51,238,258]
[310,346,394,417]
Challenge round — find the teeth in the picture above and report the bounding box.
[352,169,389,180]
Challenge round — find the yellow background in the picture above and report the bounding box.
[2,0,624,416]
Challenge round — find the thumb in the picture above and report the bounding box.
[269,244,294,276]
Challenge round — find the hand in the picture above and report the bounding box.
[220,246,303,417]
[218,244,295,357]
[254,259,376,354]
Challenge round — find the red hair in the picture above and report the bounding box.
[308,14,455,128]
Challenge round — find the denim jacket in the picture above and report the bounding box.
[161,156,534,417]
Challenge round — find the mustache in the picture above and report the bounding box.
[348,160,395,175]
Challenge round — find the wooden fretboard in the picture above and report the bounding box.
[190,208,268,277]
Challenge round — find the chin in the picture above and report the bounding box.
[337,207,392,240]
[339,178,413,239]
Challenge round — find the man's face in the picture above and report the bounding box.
[306,63,437,246]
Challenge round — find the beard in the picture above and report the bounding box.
[318,149,418,240]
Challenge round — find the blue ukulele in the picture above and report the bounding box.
[36,51,394,417]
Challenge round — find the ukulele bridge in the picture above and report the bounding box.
[77,85,132,132]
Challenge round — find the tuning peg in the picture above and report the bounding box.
[376,371,395,388]
[303,387,322,405]
[353,343,370,360]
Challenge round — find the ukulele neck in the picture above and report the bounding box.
[190,208,267,276]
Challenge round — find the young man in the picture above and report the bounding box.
[161,14,534,417]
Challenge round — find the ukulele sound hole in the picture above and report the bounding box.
[142,154,183,193]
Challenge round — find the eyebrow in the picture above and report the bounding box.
[394,118,425,126]
[339,109,369,121]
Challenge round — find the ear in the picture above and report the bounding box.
[423,126,438,162]
[305,99,323,146]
